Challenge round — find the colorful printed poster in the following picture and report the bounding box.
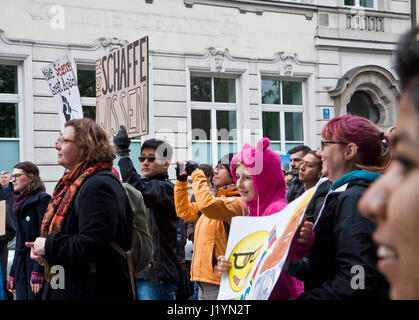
[41,56,83,130]
[217,185,318,300]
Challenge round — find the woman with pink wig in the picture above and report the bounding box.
[217,138,314,299]
[294,113,392,299]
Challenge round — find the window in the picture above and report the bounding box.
[344,0,374,8]
[190,75,238,166]
[76,65,142,173]
[77,65,96,120]
[261,79,304,153]
[347,91,379,123]
[0,63,20,173]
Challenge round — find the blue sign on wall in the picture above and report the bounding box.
[323,108,330,120]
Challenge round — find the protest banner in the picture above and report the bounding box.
[0,200,5,236]
[41,56,83,130]
[217,184,319,300]
[95,36,149,138]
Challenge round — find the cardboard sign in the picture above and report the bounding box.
[41,56,84,130]
[95,36,149,139]
[0,200,5,236]
[217,184,319,300]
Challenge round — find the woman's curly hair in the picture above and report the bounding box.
[65,118,115,166]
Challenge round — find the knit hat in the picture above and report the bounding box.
[218,152,235,178]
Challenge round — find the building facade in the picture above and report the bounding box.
[0,0,412,193]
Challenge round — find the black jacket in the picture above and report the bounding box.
[304,178,332,224]
[298,178,389,300]
[287,176,304,203]
[118,157,180,286]
[44,171,133,300]
[10,190,50,300]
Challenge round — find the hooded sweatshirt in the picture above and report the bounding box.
[231,137,287,217]
[231,138,312,300]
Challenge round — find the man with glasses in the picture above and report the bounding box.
[113,126,180,300]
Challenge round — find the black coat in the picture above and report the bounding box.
[118,157,180,286]
[298,178,389,300]
[44,171,133,300]
[10,190,50,300]
[287,176,304,203]
[304,179,331,224]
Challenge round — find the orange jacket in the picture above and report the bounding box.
[174,169,247,285]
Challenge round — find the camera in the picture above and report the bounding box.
[178,163,185,173]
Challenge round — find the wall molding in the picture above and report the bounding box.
[184,0,316,20]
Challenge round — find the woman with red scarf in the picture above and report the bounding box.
[26,118,133,300]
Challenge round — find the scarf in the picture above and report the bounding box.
[41,160,112,282]
[12,188,31,215]
[330,170,381,191]
[211,183,236,196]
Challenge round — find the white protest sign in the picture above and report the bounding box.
[217,186,318,300]
[41,56,83,130]
[95,36,149,139]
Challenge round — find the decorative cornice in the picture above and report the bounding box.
[98,37,129,53]
[208,47,232,72]
[278,52,298,76]
[184,0,315,20]
[329,65,400,98]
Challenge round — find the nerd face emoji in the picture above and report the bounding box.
[228,231,268,292]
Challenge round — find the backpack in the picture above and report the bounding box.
[97,172,153,299]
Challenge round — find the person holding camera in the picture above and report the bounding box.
[174,153,246,300]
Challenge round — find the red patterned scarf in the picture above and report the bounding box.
[41,161,112,237]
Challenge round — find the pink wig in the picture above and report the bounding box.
[322,114,392,172]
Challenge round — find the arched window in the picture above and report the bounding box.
[346,91,379,123]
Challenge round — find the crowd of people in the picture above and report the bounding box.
[1,28,419,301]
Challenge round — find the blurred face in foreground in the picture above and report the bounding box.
[359,92,419,299]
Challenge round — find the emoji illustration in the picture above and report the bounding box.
[228,231,268,292]
[259,188,316,274]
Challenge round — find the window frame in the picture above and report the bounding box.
[189,73,239,166]
[261,76,305,154]
[0,59,23,172]
[343,0,376,10]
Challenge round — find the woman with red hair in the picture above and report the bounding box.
[294,113,392,300]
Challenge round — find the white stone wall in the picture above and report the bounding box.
[0,0,413,192]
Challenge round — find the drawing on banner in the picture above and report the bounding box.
[228,231,268,292]
[41,56,83,130]
[95,36,149,139]
[218,185,318,300]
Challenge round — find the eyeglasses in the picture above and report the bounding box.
[231,245,263,270]
[139,156,156,163]
[320,140,347,150]
[56,137,76,145]
[11,173,26,179]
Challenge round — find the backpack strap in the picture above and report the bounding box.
[86,171,137,300]
[111,241,137,300]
